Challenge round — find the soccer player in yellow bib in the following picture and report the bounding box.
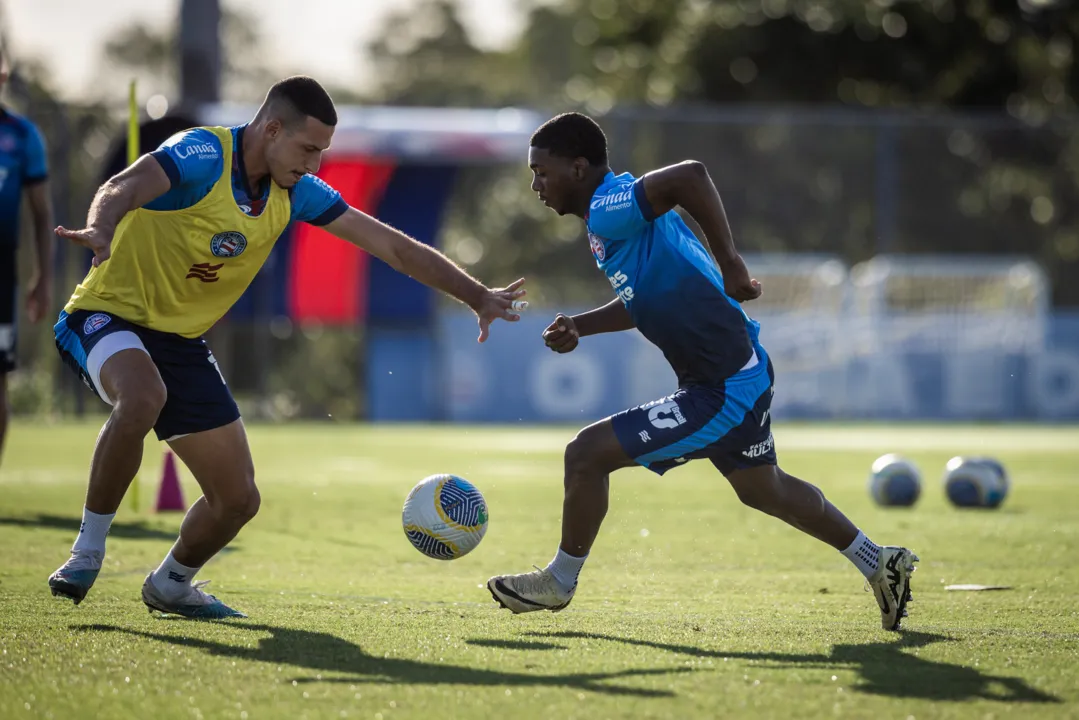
[47,77,526,618]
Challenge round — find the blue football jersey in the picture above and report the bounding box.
[0,109,49,247]
[147,125,347,226]
[586,171,761,385]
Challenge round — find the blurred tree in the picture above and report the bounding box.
[363,0,612,306]
[101,6,279,104]
[366,0,521,106]
[514,0,1079,301]
[364,0,1079,303]
[506,0,1076,113]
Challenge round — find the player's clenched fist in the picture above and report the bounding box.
[542,313,579,353]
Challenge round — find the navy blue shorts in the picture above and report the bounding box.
[612,350,776,476]
[0,246,17,374]
[54,309,240,441]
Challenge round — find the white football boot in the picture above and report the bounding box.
[48,549,103,605]
[141,574,246,619]
[867,546,919,631]
[488,567,575,614]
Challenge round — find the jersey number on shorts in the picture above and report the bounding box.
[648,400,686,429]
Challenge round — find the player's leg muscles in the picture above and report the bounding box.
[48,339,164,605]
[87,349,167,513]
[561,418,636,556]
[165,418,258,568]
[722,464,857,550]
[486,419,635,612]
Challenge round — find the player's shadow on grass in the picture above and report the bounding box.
[0,514,177,541]
[528,630,1059,704]
[74,623,687,697]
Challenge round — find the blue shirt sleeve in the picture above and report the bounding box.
[21,119,48,183]
[587,178,654,240]
[149,128,223,190]
[289,174,348,226]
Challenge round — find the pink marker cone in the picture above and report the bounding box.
[155,450,186,512]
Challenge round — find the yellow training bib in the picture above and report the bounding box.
[65,126,291,338]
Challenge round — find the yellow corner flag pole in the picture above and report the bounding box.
[128,78,140,513]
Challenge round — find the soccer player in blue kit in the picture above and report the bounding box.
[0,46,54,470]
[487,113,919,631]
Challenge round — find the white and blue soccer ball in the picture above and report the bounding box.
[943,456,1009,509]
[869,454,922,507]
[402,474,488,560]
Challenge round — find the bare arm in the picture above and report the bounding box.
[24,181,54,322]
[641,161,736,264]
[573,298,634,337]
[55,155,173,267]
[26,182,54,281]
[324,206,486,309]
[542,299,634,354]
[85,155,172,235]
[641,161,760,302]
[323,207,525,343]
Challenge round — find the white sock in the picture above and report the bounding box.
[841,530,881,580]
[71,508,115,555]
[546,548,587,592]
[150,551,201,598]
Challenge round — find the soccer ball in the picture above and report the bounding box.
[402,474,488,560]
[943,457,1009,509]
[868,454,922,507]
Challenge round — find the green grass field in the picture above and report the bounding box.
[2,421,1077,719]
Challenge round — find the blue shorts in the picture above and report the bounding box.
[54,309,240,441]
[612,350,776,476]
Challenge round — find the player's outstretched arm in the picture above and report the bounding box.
[55,155,172,268]
[641,161,761,303]
[324,206,526,342]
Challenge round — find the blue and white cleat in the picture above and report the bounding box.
[141,575,247,620]
[48,550,103,605]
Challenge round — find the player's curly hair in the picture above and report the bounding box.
[530,112,608,166]
[266,76,337,128]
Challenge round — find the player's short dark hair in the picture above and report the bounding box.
[266,76,337,128]
[530,112,608,166]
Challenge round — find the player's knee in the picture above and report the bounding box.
[240,483,261,522]
[113,381,167,430]
[564,433,602,481]
[735,483,777,513]
[215,479,260,525]
[731,466,785,513]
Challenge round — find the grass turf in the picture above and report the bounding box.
[1,421,1077,719]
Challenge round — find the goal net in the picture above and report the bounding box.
[848,255,1049,353]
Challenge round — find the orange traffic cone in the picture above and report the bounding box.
[156,450,186,512]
